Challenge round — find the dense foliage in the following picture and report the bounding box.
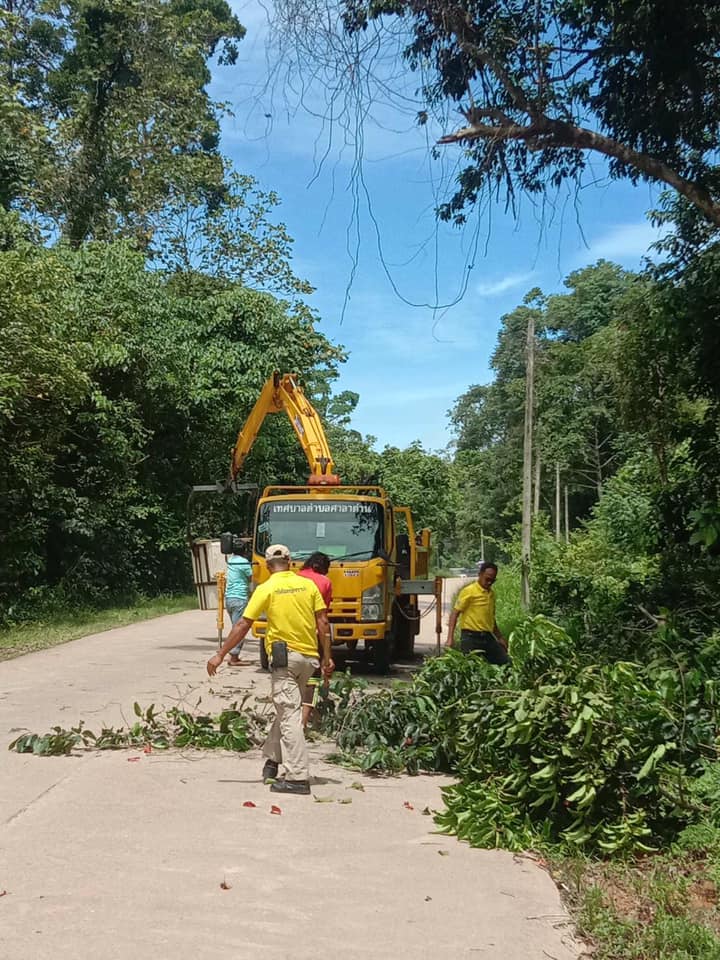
[338,1,720,225]
[448,249,720,659]
[1,0,244,245]
[0,1,457,622]
[0,223,343,618]
[324,618,720,856]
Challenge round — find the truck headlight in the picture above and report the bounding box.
[361,584,383,622]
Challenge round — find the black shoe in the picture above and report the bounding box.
[262,759,279,784]
[270,779,311,795]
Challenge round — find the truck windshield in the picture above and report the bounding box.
[255,500,384,561]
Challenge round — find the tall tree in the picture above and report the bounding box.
[153,169,313,299]
[450,262,636,553]
[520,302,535,608]
[378,441,457,552]
[1,0,244,244]
[335,0,720,225]
[0,239,344,617]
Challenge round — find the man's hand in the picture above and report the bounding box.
[321,658,335,680]
[206,654,224,677]
[445,635,454,647]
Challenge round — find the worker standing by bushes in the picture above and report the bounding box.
[446,561,510,665]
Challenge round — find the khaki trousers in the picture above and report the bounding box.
[262,650,317,781]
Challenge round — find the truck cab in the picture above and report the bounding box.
[250,485,429,671]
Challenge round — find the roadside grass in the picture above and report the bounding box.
[0,594,197,662]
[553,840,720,959]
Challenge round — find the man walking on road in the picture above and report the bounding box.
[446,562,510,665]
[206,544,334,795]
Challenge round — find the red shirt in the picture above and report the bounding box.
[298,568,332,608]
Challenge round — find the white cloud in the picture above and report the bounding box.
[476,271,535,297]
[576,221,667,265]
[320,289,495,365]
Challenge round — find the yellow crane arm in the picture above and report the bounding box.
[229,372,340,486]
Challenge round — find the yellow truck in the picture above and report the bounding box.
[218,372,432,672]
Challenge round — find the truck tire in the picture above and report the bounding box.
[392,598,416,660]
[396,631,415,660]
[372,634,394,675]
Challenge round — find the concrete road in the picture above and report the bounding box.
[0,588,580,960]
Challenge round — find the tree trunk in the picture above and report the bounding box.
[521,312,535,610]
[593,424,604,499]
[564,484,570,544]
[555,461,561,541]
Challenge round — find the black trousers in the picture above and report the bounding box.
[460,629,510,665]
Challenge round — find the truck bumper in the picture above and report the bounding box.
[331,622,386,644]
[252,622,387,644]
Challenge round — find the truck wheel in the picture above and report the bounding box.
[259,640,269,671]
[396,632,415,660]
[392,599,416,660]
[372,635,394,675]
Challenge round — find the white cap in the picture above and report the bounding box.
[265,544,291,561]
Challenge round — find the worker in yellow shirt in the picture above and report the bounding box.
[207,544,333,795]
[445,561,510,665]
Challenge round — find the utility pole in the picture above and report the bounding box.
[555,461,561,541]
[521,311,535,610]
[564,484,570,543]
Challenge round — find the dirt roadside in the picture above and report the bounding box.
[0,583,580,960]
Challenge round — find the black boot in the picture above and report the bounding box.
[270,779,311,795]
[262,759,279,784]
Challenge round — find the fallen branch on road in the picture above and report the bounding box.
[8,695,271,756]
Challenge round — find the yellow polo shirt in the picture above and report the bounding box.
[454,582,496,633]
[243,570,326,658]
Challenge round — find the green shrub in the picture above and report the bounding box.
[325,616,720,854]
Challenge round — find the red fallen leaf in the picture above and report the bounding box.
[127,757,141,762]
[242,801,256,808]
[143,744,152,754]
[403,801,414,810]
[404,737,413,745]
[220,880,231,890]
[270,805,282,815]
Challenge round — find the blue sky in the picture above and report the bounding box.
[211,2,666,452]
